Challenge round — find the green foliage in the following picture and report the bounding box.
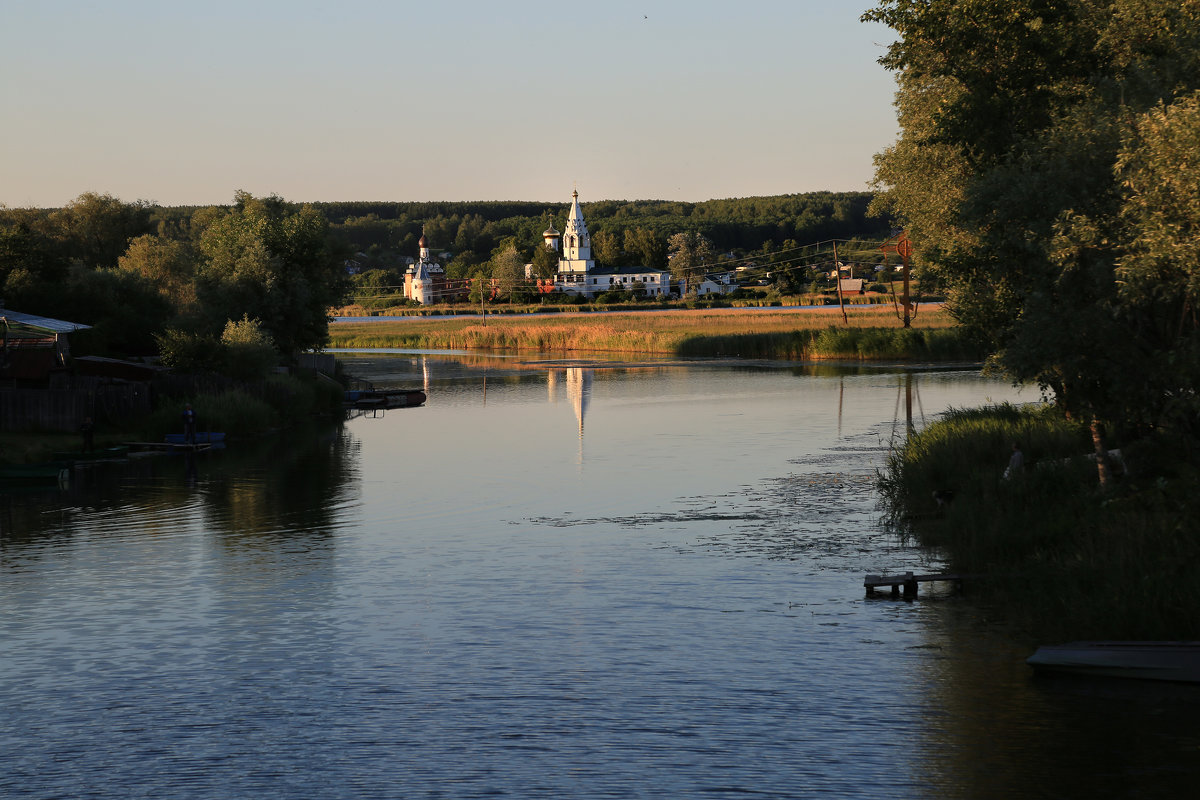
[529,243,559,279]
[878,403,1200,639]
[667,231,715,295]
[865,0,1200,439]
[197,191,348,355]
[156,327,223,372]
[220,315,278,381]
[117,234,198,311]
[489,244,526,301]
[51,192,154,269]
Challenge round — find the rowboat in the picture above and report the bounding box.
[1027,641,1200,683]
[0,463,71,486]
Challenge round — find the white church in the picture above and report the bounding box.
[542,190,674,299]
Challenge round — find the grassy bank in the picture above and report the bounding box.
[880,404,1200,640]
[329,307,978,360]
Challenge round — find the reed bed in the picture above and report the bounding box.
[880,404,1200,640]
[329,307,971,360]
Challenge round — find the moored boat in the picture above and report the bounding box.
[1027,641,1200,683]
[0,463,71,485]
[344,389,426,409]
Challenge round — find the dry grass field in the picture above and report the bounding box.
[328,305,960,357]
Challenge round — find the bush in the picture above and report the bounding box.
[220,315,277,381]
[878,403,1200,639]
[156,328,222,372]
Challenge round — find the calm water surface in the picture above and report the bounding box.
[3,355,1198,798]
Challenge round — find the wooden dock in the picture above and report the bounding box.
[123,441,213,453]
[864,572,968,599]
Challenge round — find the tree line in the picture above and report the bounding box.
[0,190,891,362]
[0,190,346,375]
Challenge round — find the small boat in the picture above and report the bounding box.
[0,463,71,485]
[164,432,226,445]
[344,389,426,409]
[1027,641,1200,683]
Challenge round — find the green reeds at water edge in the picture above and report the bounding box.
[879,404,1200,640]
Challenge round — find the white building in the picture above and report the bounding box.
[403,230,445,305]
[545,190,673,299]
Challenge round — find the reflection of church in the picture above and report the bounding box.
[540,190,673,299]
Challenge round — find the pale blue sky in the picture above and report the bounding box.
[1,0,899,207]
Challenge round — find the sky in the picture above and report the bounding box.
[1,0,900,208]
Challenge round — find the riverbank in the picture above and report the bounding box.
[329,306,980,360]
[879,404,1200,641]
[0,372,344,466]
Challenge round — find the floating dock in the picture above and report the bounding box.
[864,572,968,599]
[123,442,214,453]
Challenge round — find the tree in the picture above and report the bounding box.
[863,0,1200,449]
[667,231,714,296]
[118,234,198,312]
[624,227,666,269]
[52,192,154,269]
[490,243,526,301]
[530,243,559,279]
[196,192,347,356]
[592,229,623,267]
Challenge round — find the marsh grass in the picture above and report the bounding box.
[881,404,1200,639]
[330,307,972,360]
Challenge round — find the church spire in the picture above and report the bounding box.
[562,189,591,262]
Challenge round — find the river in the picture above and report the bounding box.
[2,354,1198,798]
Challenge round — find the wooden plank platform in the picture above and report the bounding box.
[123,441,213,453]
[864,572,968,599]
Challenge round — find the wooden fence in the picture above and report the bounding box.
[0,378,153,432]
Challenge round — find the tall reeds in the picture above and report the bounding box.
[329,309,974,361]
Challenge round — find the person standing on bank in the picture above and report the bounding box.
[182,403,197,445]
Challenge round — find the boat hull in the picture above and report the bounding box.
[344,390,426,409]
[1027,641,1200,683]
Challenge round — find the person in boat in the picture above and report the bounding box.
[182,403,197,445]
[79,416,94,453]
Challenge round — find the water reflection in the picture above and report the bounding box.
[0,423,357,558]
[6,357,1198,798]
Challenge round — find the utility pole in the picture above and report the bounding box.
[881,231,914,329]
[833,241,847,324]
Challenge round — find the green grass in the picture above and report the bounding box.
[880,404,1200,640]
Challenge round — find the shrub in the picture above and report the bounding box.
[156,328,222,372]
[220,315,277,381]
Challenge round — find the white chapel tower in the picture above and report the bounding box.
[558,189,594,276]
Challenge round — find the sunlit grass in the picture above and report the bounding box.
[328,307,973,360]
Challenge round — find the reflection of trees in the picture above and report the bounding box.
[201,423,358,548]
[914,608,1199,797]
